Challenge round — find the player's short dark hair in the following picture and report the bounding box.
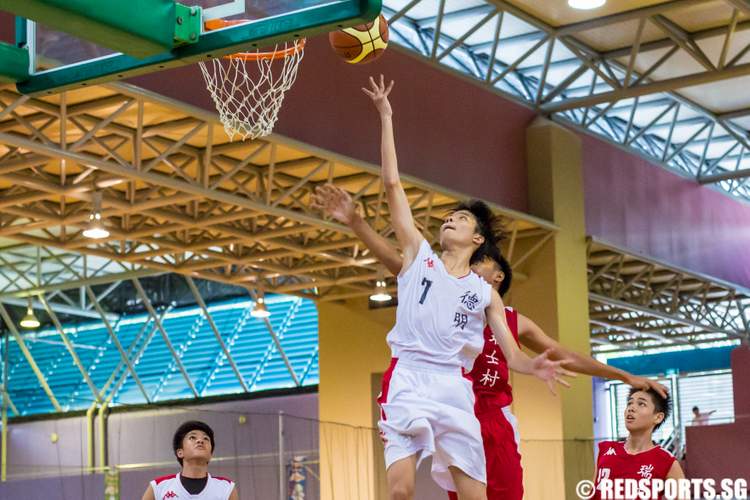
[477,251,513,297]
[628,387,671,431]
[692,406,699,412]
[498,254,513,297]
[452,199,505,264]
[173,420,215,465]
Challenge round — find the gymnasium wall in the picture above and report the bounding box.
[581,133,750,289]
[0,392,319,499]
[682,345,750,481]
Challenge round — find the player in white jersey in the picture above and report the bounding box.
[141,421,238,500]
[361,75,571,500]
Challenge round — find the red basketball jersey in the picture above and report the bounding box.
[467,307,520,412]
[593,441,675,500]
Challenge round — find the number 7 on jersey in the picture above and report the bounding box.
[419,278,433,305]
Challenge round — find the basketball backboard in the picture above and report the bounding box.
[14,0,381,94]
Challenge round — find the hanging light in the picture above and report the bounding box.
[568,0,606,9]
[83,191,109,239]
[19,297,40,329]
[251,294,271,319]
[370,280,392,302]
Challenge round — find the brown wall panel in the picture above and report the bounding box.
[581,133,750,289]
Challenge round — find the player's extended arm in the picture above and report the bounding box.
[351,213,402,275]
[517,314,669,398]
[363,75,422,271]
[229,486,240,500]
[486,290,573,394]
[141,486,155,500]
[311,184,403,275]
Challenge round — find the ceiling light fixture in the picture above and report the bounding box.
[370,280,392,302]
[568,0,606,10]
[83,191,109,239]
[19,297,40,329]
[251,294,271,319]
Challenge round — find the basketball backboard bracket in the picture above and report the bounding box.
[13,0,382,96]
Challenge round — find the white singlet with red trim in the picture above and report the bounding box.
[149,473,234,500]
[386,239,492,371]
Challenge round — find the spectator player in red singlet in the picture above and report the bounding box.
[141,421,238,500]
[593,388,685,500]
[311,183,669,500]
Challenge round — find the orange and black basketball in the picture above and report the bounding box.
[329,13,389,64]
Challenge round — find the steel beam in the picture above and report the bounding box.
[251,291,300,387]
[1,297,114,320]
[132,278,198,398]
[185,276,249,393]
[84,286,149,402]
[0,264,159,300]
[0,302,62,412]
[1,332,7,481]
[698,167,750,184]
[542,61,750,113]
[39,295,102,403]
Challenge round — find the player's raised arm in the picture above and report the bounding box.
[486,289,574,395]
[311,183,403,275]
[363,75,422,272]
[517,314,669,398]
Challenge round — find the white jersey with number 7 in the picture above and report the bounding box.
[386,239,492,371]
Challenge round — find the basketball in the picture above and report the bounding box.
[329,13,389,64]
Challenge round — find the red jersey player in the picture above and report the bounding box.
[593,388,685,500]
[311,183,668,500]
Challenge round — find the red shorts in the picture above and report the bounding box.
[447,406,523,500]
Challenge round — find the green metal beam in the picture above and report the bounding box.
[0,42,29,83]
[17,0,382,95]
[3,0,179,58]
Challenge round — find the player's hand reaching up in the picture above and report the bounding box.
[530,349,576,396]
[311,184,359,225]
[362,74,394,117]
[624,374,669,399]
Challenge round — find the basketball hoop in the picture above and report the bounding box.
[199,19,305,141]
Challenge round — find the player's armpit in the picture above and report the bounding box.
[666,460,685,480]
[229,486,240,500]
[141,486,155,500]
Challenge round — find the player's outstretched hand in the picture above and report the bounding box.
[362,74,394,117]
[624,374,669,399]
[531,349,576,396]
[311,184,359,225]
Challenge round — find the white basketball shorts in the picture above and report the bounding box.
[377,358,486,491]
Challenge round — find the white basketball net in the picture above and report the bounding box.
[199,39,305,141]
